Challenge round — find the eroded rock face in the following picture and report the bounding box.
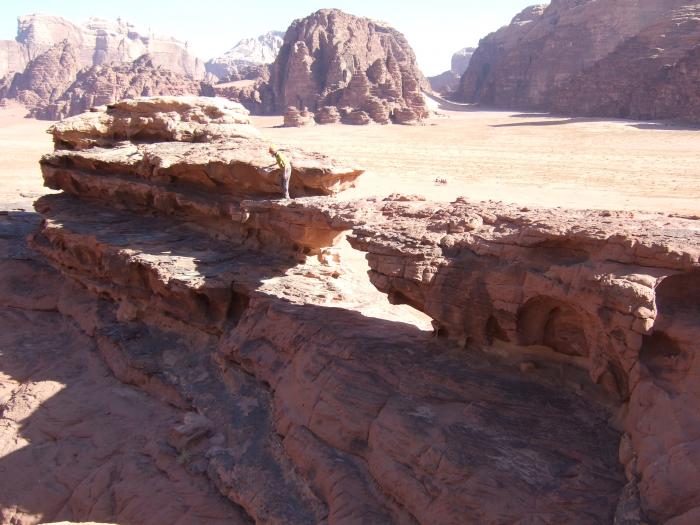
[458,0,700,121]
[345,197,700,523]
[48,96,259,149]
[0,14,208,119]
[4,40,80,110]
[20,195,625,525]
[4,96,699,524]
[31,56,212,121]
[41,96,364,249]
[206,31,283,83]
[1,14,204,79]
[268,9,429,124]
[551,3,700,121]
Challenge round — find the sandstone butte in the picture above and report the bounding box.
[1,96,699,525]
[458,0,700,122]
[257,8,431,124]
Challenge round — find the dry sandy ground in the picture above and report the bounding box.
[255,110,700,215]
[0,103,55,211]
[0,101,698,214]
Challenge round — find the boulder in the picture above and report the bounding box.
[314,105,341,124]
[341,109,371,125]
[283,105,316,127]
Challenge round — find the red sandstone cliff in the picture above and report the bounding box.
[0,14,208,119]
[458,0,700,122]
[32,56,212,121]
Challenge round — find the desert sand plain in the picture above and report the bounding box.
[1,101,698,214]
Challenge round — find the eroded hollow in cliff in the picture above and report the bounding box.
[516,296,590,357]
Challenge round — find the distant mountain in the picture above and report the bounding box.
[266,9,429,123]
[33,54,210,120]
[457,0,700,122]
[0,13,208,119]
[451,47,475,76]
[0,13,205,79]
[206,31,284,82]
[428,47,475,95]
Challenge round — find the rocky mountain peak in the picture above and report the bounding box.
[205,30,283,82]
[268,8,429,123]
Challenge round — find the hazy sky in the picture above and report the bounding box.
[0,1,536,75]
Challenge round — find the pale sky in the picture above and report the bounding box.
[0,1,537,75]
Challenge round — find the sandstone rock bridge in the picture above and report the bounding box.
[1,96,698,525]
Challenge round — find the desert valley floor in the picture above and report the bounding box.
[1,101,699,214]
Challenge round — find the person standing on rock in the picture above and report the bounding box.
[266,145,292,199]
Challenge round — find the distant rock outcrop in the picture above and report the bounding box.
[206,31,283,83]
[283,105,315,127]
[268,9,429,124]
[428,47,475,95]
[451,47,476,76]
[314,105,341,124]
[32,55,210,121]
[3,40,80,109]
[0,14,210,119]
[1,14,204,79]
[458,0,700,122]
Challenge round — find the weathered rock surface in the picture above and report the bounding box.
[551,3,700,121]
[458,0,700,122]
[0,211,250,525]
[428,47,475,95]
[206,31,283,83]
[268,9,429,124]
[42,97,363,248]
[0,14,204,79]
[283,105,316,127]
[346,197,700,523]
[0,14,208,119]
[48,96,259,149]
[3,40,80,111]
[18,190,626,525]
[31,56,212,121]
[3,96,699,524]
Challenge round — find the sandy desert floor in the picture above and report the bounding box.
[0,102,698,214]
[0,103,55,211]
[255,110,700,215]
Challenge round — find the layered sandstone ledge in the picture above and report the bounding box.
[3,97,699,524]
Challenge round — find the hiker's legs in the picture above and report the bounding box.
[281,164,291,199]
